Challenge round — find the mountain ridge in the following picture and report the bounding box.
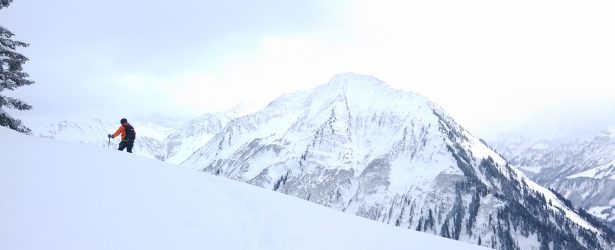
[26,111,238,163]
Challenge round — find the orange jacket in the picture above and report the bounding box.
[112,125,127,140]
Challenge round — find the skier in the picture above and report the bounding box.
[108,118,136,153]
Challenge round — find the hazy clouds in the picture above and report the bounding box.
[1,0,344,118]
[2,0,614,136]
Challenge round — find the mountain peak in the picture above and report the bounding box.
[306,72,432,116]
[328,72,386,86]
[323,72,393,95]
[260,73,426,118]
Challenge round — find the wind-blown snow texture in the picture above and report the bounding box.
[0,127,491,250]
[184,73,615,249]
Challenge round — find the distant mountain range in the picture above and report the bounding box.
[28,113,236,164]
[490,127,615,231]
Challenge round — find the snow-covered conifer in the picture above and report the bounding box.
[1,0,35,133]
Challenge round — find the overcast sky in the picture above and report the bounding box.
[2,0,615,136]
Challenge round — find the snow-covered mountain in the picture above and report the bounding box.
[164,112,236,164]
[487,127,592,180]
[538,128,615,183]
[0,127,492,250]
[27,112,237,164]
[492,127,615,230]
[182,73,615,249]
[494,139,581,179]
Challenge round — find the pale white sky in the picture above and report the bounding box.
[2,0,615,136]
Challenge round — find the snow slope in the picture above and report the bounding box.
[0,127,488,250]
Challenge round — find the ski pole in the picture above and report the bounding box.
[108,137,111,148]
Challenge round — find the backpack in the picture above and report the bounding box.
[124,124,136,142]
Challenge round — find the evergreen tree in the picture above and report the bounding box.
[426,209,435,231]
[1,1,14,9]
[416,217,423,231]
[1,0,35,133]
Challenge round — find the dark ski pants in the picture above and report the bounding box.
[118,140,134,153]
